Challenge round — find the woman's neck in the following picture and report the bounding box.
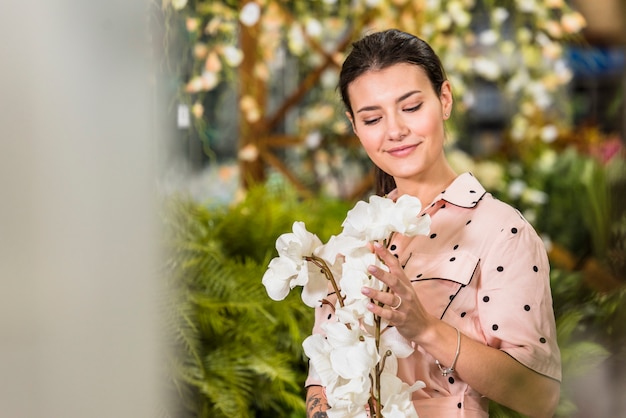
[394,164,457,206]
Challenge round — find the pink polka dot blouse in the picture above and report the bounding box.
[305,172,561,417]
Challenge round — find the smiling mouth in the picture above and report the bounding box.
[386,143,420,156]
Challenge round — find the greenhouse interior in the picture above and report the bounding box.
[1,1,625,417]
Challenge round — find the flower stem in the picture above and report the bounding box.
[306,255,344,307]
[373,233,395,417]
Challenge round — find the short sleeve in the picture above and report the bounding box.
[476,214,561,381]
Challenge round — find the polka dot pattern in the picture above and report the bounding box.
[305,172,561,410]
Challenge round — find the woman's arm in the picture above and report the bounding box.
[364,242,560,418]
[423,320,560,417]
[306,385,329,418]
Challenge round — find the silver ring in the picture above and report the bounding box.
[391,295,402,310]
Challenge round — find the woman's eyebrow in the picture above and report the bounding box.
[355,90,422,114]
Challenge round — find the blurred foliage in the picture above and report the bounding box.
[159,0,588,197]
[161,184,351,417]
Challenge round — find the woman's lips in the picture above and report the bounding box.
[386,143,420,157]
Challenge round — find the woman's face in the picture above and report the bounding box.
[347,63,453,184]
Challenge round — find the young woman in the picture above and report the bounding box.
[305,29,561,418]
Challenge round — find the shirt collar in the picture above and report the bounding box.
[436,172,486,208]
[386,172,486,209]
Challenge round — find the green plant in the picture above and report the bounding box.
[160,184,351,417]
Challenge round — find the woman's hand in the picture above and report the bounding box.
[363,244,560,417]
[362,241,436,343]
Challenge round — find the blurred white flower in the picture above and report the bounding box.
[448,1,471,27]
[171,0,187,10]
[321,68,339,89]
[306,131,323,149]
[527,81,552,109]
[473,57,501,80]
[523,188,549,205]
[223,45,243,67]
[492,7,509,24]
[516,0,538,13]
[536,149,557,173]
[540,124,559,143]
[474,160,506,191]
[288,24,306,55]
[191,102,204,119]
[554,59,573,84]
[508,179,527,199]
[542,41,563,60]
[511,114,529,142]
[435,13,452,31]
[478,29,499,46]
[561,11,586,34]
[506,69,530,95]
[305,18,323,38]
[239,2,261,27]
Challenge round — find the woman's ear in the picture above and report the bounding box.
[346,111,357,134]
[440,80,453,119]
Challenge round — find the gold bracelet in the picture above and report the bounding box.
[435,327,461,377]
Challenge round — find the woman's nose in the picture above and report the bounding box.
[386,114,409,141]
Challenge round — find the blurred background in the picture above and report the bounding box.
[1,0,625,417]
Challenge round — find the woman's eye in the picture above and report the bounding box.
[363,117,381,126]
[404,103,422,112]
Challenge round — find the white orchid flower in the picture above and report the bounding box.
[334,298,371,327]
[340,252,385,301]
[390,194,430,237]
[325,376,371,418]
[261,256,299,301]
[381,390,420,418]
[379,370,424,418]
[380,326,415,359]
[262,254,327,307]
[342,195,429,242]
[342,195,397,241]
[323,321,379,379]
[264,194,435,414]
[301,261,334,308]
[314,233,365,265]
[302,334,339,387]
[276,221,323,262]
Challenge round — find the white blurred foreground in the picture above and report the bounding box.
[0,1,162,417]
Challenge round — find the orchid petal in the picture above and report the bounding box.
[261,256,298,301]
[302,334,338,387]
[380,326,415,359]
[301,263,330,308]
